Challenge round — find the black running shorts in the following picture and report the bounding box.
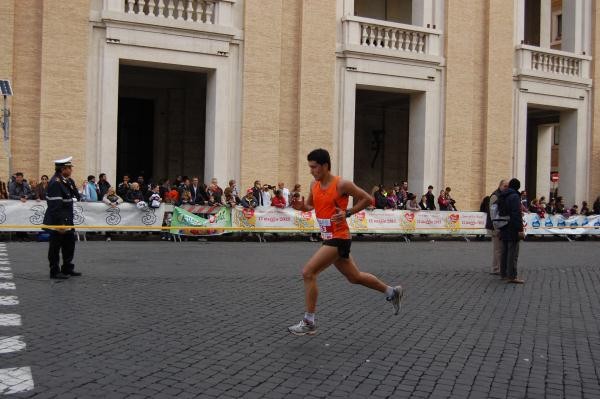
[322,238,352,259]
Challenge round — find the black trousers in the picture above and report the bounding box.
[500,239,520,279]
[48,230,76,273]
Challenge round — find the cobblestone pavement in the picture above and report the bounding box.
[1,240,600,398]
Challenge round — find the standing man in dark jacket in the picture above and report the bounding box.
[252,180,263,206]
[498,178,525,284]
[43,157,82,279]
[425,185,436,210]
[98,173,111,200]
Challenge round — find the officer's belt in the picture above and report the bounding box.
[46,196,75,202]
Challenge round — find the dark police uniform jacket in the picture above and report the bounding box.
[43,173,80,227]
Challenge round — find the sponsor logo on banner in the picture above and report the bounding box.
[446,213,461,231]
[293,211,316,230]
[400,212,416,231]
[171,206,230,236]
[233,208,256,228]
[349,211,368,230]
[523,213,600,235]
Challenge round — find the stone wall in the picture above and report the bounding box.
[0,0,14,178]
[241,0,336,194]
[444,0,488,211]
[4,1,89,184]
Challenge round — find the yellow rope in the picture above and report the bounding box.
[0,224,596,232]
[0,224,488,231]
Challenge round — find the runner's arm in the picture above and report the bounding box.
[339,180,372,216]
[292,182,315,212]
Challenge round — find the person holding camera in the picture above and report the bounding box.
[9,172,34,202]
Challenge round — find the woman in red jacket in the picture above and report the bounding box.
[438,189,449,211]
[272,189,287,208]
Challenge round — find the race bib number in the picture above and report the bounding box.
[317,218,333,240]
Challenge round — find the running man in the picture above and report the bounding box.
[288,148,404,336]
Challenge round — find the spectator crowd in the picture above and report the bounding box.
[480,189,600,219]
[3,171,600,218]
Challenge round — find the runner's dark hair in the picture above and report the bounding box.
[307,149,331,171]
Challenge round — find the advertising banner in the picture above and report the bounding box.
[1,199,596,236]
[171,206,231,236]
[346,209,487,235]
[0,200,165,231]
[231,206,318,232]
[523,213,600,235]
[230,207,488,235]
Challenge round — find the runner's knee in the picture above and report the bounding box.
[345,272,361,284]
[302,267,317,281]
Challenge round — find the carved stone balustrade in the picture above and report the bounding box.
[101,0,235,34]
[515,44,591,85]
[341,15,442,65]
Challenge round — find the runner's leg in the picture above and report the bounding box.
[335,256,404,315]
[334,256,388,293]
[302,245,340,313]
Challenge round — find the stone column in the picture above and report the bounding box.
[514,96,528,185]
[98,46,119,182]
[412,0,433,27]
[515,0,525,45]
[536,125,553,200]
[205,65,232,185]
[539,0,551,48]
[559,109,588,207]
[103,0,123,13]
[342,0,354,16]
[408,90,439,198]
[562,0,584,53]
[338,73,356,182]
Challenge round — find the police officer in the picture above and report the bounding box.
[43,157,82,279]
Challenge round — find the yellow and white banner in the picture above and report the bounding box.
[230,207,488,235]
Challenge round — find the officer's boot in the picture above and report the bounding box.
[50,267,69,280]
[61,264,81,277]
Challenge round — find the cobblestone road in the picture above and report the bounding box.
[2,240,600,398]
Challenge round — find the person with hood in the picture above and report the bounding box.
[498,178,525,284]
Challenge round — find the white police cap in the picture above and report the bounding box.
[54,157,73,167]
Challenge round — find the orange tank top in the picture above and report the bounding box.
[312,176,351,240]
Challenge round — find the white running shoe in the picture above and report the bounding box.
[288,319,317,336]
[388,285,404,315]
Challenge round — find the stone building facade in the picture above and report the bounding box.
[0,0,599,210]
